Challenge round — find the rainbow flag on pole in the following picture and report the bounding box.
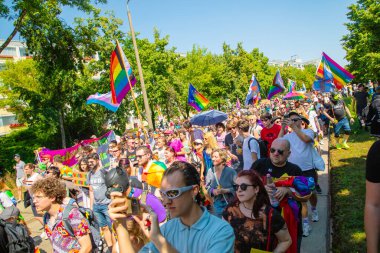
[316,52,354,90]
[267,70,285,100]
[188,83,209,112]
[110,41,136,104]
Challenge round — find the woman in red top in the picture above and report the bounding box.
[260,113,282,156]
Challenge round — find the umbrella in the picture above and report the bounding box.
[283,92,307,100]
[190,110,228,126]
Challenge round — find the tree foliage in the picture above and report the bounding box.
[1,5,317,149]
[342,0,380,82]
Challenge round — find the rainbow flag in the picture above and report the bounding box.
[110,41,136,104]
[86,92,120,112]
[316,52,354,90]
[267,70,285,100]
[188,83,209,112]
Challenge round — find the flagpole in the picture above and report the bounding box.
[116,40,147,137]
[126,1,153,129]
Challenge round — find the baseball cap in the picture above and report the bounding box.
[288,111,302,118]
[193,139,203,144]
[0,206,20,220]
[14,154,20,158]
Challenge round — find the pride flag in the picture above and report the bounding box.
[245,74,261,105]
[110,41,136,104]
[86,92,120,112]
[267,70,285,100]
[188,83,209,112]
[142,160,167,188]
[288,79,296,93]
[316,52,354,90]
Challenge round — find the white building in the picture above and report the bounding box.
[268,55,319,69]
[0,40,29,135]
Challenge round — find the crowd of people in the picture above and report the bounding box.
[1,86,379,253]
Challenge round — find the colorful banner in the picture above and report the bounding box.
[39,131,115,168]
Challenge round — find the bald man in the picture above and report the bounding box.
[251,138,303,178]
[251,138,305,253]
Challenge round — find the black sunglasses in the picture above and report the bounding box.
[233,183,255,191]
[270,148,284,155]
[291,118,301,122]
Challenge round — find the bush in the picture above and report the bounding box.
[0,128,55,173]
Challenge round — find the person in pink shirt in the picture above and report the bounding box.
[215,122,227,149]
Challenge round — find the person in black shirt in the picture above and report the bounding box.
[323,93,354,149]
[353,84,369,128]
[251,138,305,253]
[365,140,380,253]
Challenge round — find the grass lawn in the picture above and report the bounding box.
[330,129,377,253]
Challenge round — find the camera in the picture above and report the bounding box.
[105,162,142,215]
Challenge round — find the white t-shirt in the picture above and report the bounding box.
[308,110,318,133]
[284,129,315,171]
[242,135,261,170]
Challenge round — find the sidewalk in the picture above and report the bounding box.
[19,203,51,252]
[301,138,330,253]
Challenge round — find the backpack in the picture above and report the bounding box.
[0,219,35,253]
[248,137,269,158]
[43,199,102,253]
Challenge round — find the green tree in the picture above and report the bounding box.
[0,0,106,53]
[342,0,380,82]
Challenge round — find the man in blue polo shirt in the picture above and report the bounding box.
[109,161,235,253]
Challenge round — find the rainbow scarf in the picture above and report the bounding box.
[188,83,209,112]
[316,52,354,90]
[110,41,136,104]
[267,70,285,99]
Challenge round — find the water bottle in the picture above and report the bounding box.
[266,174,279,207]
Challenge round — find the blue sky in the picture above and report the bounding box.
[1,0,356,64]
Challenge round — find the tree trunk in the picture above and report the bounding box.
[59,108,66,148]
[0,9,27,54]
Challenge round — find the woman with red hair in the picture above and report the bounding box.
[223,170,292,253]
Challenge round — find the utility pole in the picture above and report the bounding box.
[126,1,153,129]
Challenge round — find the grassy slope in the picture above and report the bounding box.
[330,97,377,252]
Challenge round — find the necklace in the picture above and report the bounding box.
[242,202,253,210]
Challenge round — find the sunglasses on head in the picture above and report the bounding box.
[270,148,284,155]
[233,183,255,191]
[160,185,194,199]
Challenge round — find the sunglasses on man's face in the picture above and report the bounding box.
[270,148,285,155]
[233,183,255,191]
[290,118,301,122]
[160,185,194,199]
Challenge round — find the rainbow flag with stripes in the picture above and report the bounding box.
[188,83,209,112]
[267,70,285,100]
[316,52,354,90]
[110,41,136,104]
